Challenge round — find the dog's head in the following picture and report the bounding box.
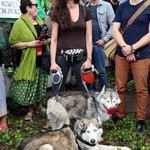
[74,118,103,145]
[95,86,121,114]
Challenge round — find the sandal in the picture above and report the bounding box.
[24,112,32,121]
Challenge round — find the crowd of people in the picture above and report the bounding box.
[0,0,150,134]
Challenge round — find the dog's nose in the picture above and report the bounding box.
[91,139,95,144]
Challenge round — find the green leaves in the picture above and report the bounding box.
[102,115,150,150]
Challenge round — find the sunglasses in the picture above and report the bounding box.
[30,3,38,8]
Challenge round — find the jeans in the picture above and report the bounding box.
[88,44,107,91]
[50,55,86,96]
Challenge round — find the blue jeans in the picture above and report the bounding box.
[89,44,107,91]
[50,55,86,96]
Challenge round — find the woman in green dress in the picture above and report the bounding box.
[9,0,51,121]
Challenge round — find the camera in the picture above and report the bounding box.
[40,24,51,39]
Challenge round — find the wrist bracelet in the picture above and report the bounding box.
[131,45,135,53]
[87,57,92,62]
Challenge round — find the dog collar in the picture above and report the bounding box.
[75,134,96,149]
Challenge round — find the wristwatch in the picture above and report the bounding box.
[131,45,136,53]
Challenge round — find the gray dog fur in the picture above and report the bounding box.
[47,86,121,130]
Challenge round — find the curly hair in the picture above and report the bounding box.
[20,0,32,14]
[50,0,80,30]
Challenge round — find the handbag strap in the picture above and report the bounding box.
[21,18,37,39]
[122,0,150,32]
[128,0,150,25]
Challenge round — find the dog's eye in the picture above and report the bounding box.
[94,129,97,132]
[86,131,90,133]
[113,100,116,103]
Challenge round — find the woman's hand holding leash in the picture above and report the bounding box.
[50,62,61,73]
[81,58,92,71]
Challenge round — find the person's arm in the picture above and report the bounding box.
[10,40,40,49]
[122,32,150,56]
[81,19,92,69]
[112,22,127,48]
[112,22,136,61]
[86,20,92,61]
[132,32,150,50]
[50,21,61,71]
[102,3,115,43]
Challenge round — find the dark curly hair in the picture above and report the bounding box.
[50,0,80,30]
[20,0,32,14]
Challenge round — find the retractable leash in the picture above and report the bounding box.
[80,65,95,94]
[51,70,63,95]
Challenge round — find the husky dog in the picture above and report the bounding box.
[18,118,131,150]
[47,86,121,130]
[17,127,78,150]
[47,97,70,130]
[74,118,131,150]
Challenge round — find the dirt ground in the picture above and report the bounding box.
[125,92,150,119]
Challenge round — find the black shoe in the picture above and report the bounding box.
[112,115,123,123]
[136,120,147,133]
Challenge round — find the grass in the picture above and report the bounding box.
[0,67,150,150]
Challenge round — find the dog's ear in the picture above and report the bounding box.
[95,85,105,102]
[76,119,85,128]
[74,119,85,134]
[96,117,102,126]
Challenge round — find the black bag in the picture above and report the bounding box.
[64,48,84,63]
[41,51,50,74]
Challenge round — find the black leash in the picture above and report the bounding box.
[41,124,71,134]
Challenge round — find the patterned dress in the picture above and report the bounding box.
[0,67,7,117]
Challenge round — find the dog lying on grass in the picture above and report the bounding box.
[47,86,121,130]
[18,118,131,150]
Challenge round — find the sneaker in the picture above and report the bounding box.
[136,120,146,133]
[112,115,123,123]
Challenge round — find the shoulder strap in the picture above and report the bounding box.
[127,0,150,26]
[21,18,37,39]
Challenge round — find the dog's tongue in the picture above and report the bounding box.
[107,107,116,114]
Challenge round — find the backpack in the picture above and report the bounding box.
[0,27,9,50]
